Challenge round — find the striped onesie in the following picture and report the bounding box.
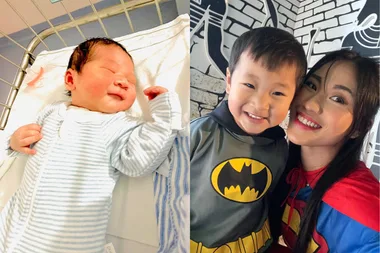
[0,92,181,253]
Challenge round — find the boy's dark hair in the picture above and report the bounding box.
[66,37,132,96]
[229,27,307,88]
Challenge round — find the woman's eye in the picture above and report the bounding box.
[273,91,285,96]
[303,81,317,91]
[330,96,346,104]
[244,83,255,89]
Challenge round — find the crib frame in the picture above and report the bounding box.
[0,0,165,130]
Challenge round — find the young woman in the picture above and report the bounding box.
[270,49,379,253]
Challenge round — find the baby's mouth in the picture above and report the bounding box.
[109,93,123,100]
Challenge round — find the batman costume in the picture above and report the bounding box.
[190,101,288,253]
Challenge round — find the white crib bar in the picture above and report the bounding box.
[4,0,49,50]
[155,0,163,25]
[0,77,17,89]
[120,0,135,32]
[0,54,22,69]
[0,30,36,58]
[30,0,68,47]
[88,0,109,37]
[60,1,87,40]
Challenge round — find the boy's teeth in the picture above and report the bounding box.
[297,115,320,128]
[248,113,263,119]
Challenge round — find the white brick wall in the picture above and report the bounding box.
[248,0,263,10]
[337,0,357,7]
[228,0,244,11]
[314,18,338,29]
[297,10,313,20]
[316,31,326,41]
[280,0,292,9]
[304,13,324,25]
[302,34,310,44]
[278,13,288,24]
[298,6,305,13]
[313,39,342,54]
[352,0,365,10]
[287,19,295,28]
[309,54,325,67]
[326,23,354,39]
[224,19,232,30]
[229,23,250,36]
[299,0,313,7]
[325,5,351,19]
[295,20,303,28]
[305,0,323,11]
[243,5,265,22]
[294,25,313,37]
[228,6,254,27]
[339,12,359,25]
[287,0,301,7]
[314,2,336,15]
[191,88,220,106]
[252,21,261,29]
[223,31,238,50]
[278,6,297,21]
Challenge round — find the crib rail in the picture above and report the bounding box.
[0,0,164,130]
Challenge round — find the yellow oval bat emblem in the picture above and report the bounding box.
[211,158,272,203]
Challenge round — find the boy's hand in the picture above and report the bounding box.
[144,86,168,101]
[10,123,42,155]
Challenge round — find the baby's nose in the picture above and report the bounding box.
[114,79,129,88]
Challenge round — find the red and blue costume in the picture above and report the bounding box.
[281,161,380,252]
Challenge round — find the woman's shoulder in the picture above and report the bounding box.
[322,161,379,232]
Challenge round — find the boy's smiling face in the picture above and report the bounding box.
[226,51,298,135]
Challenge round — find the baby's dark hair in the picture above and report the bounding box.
[67,37,132,72]
[229,27,307,88]
[66,37,132,96]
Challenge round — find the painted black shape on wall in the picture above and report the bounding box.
[190,0,228,78]
[342,0,380,59]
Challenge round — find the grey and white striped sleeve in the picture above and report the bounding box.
[108,91,182,177]
[3,103,57,158]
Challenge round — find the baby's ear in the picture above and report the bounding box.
[65,69,76,91]
[226,67,231,94]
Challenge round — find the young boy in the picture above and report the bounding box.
[1,38,182,252]
[190,27,307,253]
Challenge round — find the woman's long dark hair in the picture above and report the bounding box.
[288,49,379,253]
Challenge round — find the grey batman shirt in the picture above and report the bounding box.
[190,101,288,252]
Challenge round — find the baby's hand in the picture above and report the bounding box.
[10,123,42,155]
[144,86,168,101]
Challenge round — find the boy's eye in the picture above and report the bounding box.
[303,81,317,91]
[330,96,346,104]
[272,91,285,96]
[244,83,255,89]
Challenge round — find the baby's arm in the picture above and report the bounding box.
[108,87,182,177]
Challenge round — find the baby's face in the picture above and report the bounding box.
[66,44,136,113]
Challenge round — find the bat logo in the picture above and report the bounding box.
[211,158,272,203]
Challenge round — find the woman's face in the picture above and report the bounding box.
[287,61,357,150]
